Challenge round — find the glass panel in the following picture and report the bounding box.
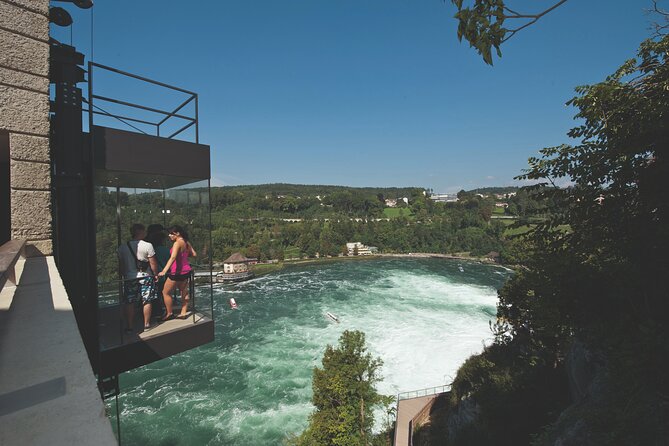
[94,179,213,352]
[164,179,213,320]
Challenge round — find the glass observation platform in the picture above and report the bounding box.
[86,63,215,379]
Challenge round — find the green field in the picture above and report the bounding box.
[284,245,301,259]
[383,208,414,219]
[503,224,535,237]
[251,262,284,276]
[503,223,571,237]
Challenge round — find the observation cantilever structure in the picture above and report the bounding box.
[0,0,215,442]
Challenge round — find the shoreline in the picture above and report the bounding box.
[247,252,504,279]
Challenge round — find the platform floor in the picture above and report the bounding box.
[98,303,211,350]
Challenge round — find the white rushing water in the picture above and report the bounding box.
[116,258,510,445]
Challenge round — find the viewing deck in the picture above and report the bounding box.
[394,385,450,446]
[98,306,214,378]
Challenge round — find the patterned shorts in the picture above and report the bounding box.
[123,275,158,305]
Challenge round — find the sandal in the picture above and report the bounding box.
[162,314,175,321]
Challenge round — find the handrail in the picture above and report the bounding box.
[91,94,195,121]
[89,62,196,95]
[0,240,26,292]
[87,62,199,142]
[397,384,450,401]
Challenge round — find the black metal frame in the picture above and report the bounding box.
[86,61,215,387]
[86,62,199,143]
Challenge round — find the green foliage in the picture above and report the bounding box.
[447,34,669,444]
[291,331,393,446]
[95,182,542,280]
[446,343,570,446]
[450,1,569,65]
[451,0,506,65]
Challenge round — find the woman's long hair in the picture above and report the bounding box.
[167,225,189,243]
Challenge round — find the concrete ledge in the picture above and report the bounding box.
[0,256,116,446]
[0,239,25,291]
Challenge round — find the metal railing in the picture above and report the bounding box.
[397,385,450,401]
[97,271,211,349]
[86,62,199,143]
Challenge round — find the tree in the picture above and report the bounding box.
[450,0,569,64]
[292,331,391,446]
[492,34,669,443]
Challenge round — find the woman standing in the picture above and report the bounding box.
[158,225,197,320]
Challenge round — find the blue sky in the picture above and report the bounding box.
[53,1,657,192]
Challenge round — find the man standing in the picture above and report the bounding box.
[118,223,159,333]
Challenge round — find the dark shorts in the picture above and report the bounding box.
[123,276,158,305]
[167,272,191,282]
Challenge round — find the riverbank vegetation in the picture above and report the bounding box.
[94,181,543,280]
[415,34,669,445]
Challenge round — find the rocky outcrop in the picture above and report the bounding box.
[445,397,481,443]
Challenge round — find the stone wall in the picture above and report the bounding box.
[0,0,51,256]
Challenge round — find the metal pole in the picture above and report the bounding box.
[208,179,213,321]
[195,94,199,144]
[115,388,121,445]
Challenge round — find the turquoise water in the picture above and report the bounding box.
[113,258,512,445]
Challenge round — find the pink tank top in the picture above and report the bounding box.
[170,245,192,275]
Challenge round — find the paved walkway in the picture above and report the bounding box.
[394,395,437,446]
[0,256,116,446]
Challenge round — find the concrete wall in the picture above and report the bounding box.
[0,0,51,256]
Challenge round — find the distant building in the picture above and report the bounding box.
[430,193,458,203]
[495,202,509,208]
[223,252,252,274]
[486,251,501,262]
[385,199,397,207]
[346,242,372,256]
[218,252,255,282]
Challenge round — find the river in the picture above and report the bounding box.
[112,258,512,445]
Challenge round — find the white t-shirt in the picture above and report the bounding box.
[117,240,156,280]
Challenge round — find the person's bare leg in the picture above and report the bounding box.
[143,302,152,328]
[178,280,190,317]
[162,278,176,319]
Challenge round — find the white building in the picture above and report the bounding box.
[346,242,372,256]
[430,193,458,203]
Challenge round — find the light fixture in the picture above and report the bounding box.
[52,0,94,9]
[49,7,72,27]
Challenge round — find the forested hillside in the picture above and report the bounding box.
[94,182,543,280]
[414,34,669,446]
[208,184,536,264]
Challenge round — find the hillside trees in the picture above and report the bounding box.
[444,35,669,444]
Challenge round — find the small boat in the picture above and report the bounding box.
[325,312,339,323]
[458,266,464,272]
[229,298,239,309]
